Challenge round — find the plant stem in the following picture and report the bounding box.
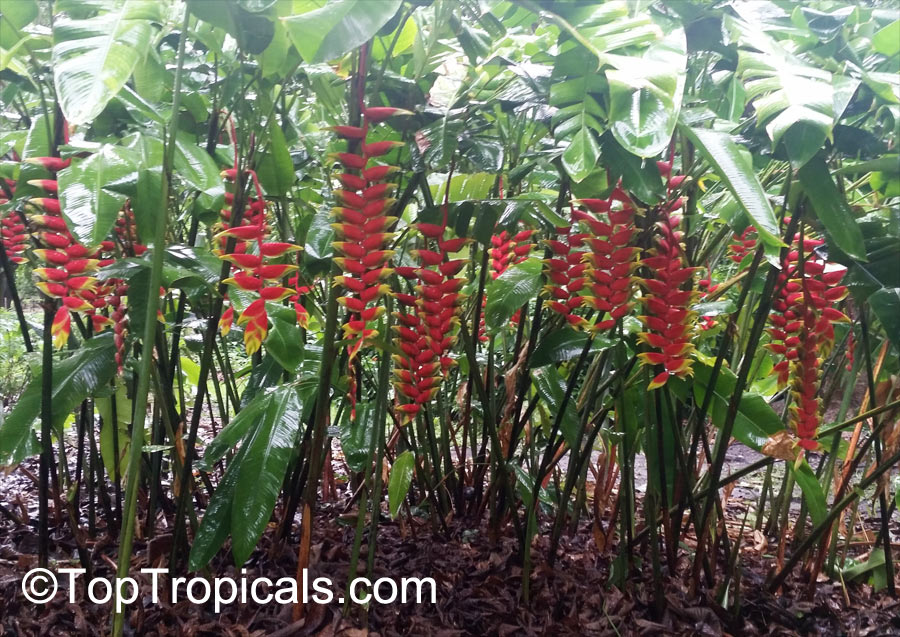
[112,11,190,636]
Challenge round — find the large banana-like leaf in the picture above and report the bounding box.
[725,8,835,168]
[282,0,401,64]
[58,144,138,247]
[52,0,162,125]
[0,334,117,466]
[230,385,304,566]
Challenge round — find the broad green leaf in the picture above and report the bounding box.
[687,362,784,451]
[57,145,137,247]
[679,124,783,250]
[339,400,376,473]
[530,364,579,448]
[530,326,612,368]
[231,385,304,566]
[0,334,117,465]
[303,205,335,275]
[282,0,401,64]
[388,450,415,518]
[189,442,246,571]
[872,19,900,57]
[790,458,827,527]
[267,317,303,372]
[606,28,686,158]
[797,155,867,261]
[549,74,605,183]
[174,133,221,193]
[14,113,54,202]
[484,258,542,334]
[869,288,900,352]
[0,0,38,50]
[256,117,295,196]
[52,0,162,125]
[197,389,274,471]
[600,132,664,203]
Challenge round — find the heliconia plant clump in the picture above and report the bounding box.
[0,4,898,635]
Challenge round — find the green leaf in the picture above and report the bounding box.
[52,0,162,125]
[797,155,867,261]
[549,74,605,183]
[282,0,401,64]
[688,362,784,451]
[189,442,246,571]
[256,117,294,196]
[0,334,117,465]
[530,326,613,368]
[339,400,376,473]
[266,317,303,372]
[484,258,542,334]
[96,382,134,481]
[0,0,38,50]
[872,19,900,57]
[600,132,664,203]
[679,124,783,250]
[606,28,686,158]
[530,364,579,448]
[869,288,900,352]
[57,145,137,247]
[174,132,221,193]
[303,205,335,275]
[197,388,274,471]
[388,450,415,518]
[231,385,304,566]
[790,458,827,527]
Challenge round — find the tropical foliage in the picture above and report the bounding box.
[0,0,898,632]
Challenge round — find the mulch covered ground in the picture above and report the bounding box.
[2,457,899,637]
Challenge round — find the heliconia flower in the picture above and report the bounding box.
[51,307,71,349]
[213,139,301,354]
[573,191,641,332]
[729,226,757,263]
[27,179,59,193]
[25,157,71,171]
[1,211,28,264]
[220,304,234,336]
[237,298,268,355]
[636,192,698,390]
[391,216,468,422]
[766,224,848,450]
[362,106,413,123]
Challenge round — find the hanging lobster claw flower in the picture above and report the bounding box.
[25,157,71,171]
[222,253,263,269]
[363,106,413,123]
[259,241,301,257]
[258,286,295,301]
[220,304,234,336]
[331,125,367,139]
[51,307,71,349]
[363,165,399,181]
[223,272,263,291]
[215,225,264,241]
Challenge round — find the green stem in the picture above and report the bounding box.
[112,11,190,637]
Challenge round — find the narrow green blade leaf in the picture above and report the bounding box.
[797,154,867,261]
[679,124,783,250]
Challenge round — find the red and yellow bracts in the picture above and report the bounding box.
[767,226,848,451]
[392,217,468,422]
